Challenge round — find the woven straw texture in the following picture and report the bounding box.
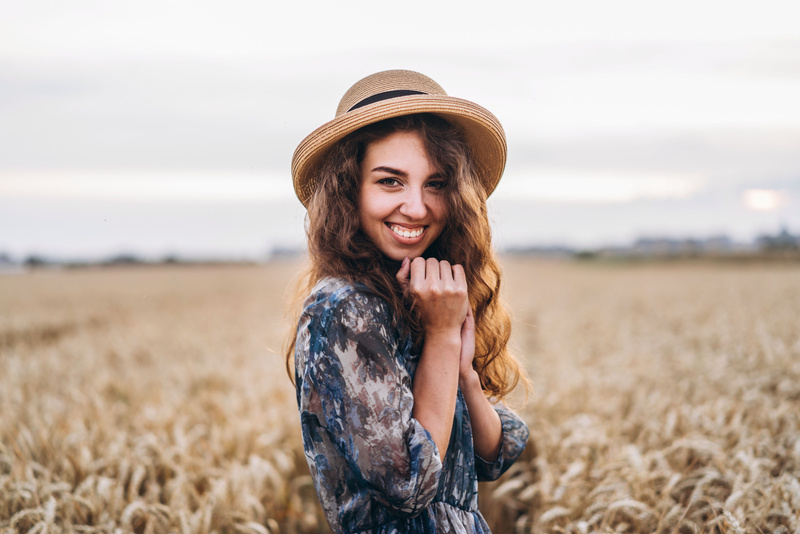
[335,70,448,116]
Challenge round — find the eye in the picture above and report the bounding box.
[426,179,447,191]
[377,177,401,187]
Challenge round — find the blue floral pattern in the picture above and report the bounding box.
[295,277,529,533]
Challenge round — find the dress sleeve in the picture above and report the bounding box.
[474,402,529,481]
[302,290,442,517]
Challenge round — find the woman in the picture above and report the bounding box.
[287,70,529,533]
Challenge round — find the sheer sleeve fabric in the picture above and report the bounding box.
[473,402,529,482]
[297,286,442,519]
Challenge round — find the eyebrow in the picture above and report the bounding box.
[370,166,407,177]
[370,166,447,181]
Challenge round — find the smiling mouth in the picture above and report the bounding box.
[387,223,425,239]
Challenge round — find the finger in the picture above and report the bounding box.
[409,257,427,288]
[461,305,474,334]
[438,260,452,281]
[395,257,411,291]
[460,307,476,368]
[426,257,440,281]
[461,313,474,344]
[452,264,466,288]
[465,304,474,321]
[461,306,475,353]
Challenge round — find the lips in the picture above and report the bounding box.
[387,223,425,239]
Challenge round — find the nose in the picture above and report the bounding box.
[398,187,428,220]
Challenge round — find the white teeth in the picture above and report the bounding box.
[390,225,424,238]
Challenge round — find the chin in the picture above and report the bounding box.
[383,250,413,262]
[388,245,435,262]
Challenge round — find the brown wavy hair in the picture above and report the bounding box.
[285,113,528,400]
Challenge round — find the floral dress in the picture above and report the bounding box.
[295,277,529,533]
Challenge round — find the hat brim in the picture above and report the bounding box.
[291,94,507,207]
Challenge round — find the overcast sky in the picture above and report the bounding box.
[1,0,799,259]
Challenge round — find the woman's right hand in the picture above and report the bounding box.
[399,256,469,461]
[396,256,469,335]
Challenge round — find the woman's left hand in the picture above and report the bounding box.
[456,306,504,463]
[459,306,477,384]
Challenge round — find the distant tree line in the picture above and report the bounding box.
[2,227,798,268]
[0,253,259,269]
[755,227,799,251]
[507,226,800,261]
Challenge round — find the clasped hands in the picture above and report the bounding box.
[396,256,476,382]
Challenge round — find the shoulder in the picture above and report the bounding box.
[301,277,394,333]
[297,278,404,379]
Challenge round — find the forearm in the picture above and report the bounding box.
[459,371,502,461]
[412,330,461,462]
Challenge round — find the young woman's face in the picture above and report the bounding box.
[358,130,448,262]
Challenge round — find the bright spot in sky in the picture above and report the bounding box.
[742,189,783,211]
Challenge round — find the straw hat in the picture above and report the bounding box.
[291,69,507,206]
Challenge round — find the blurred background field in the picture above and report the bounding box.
[2,257,798,533]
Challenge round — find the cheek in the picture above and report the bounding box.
[357,191,382,228]
[362,191,394,219]
[432,197,448,223]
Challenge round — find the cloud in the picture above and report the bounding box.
[488,189,800,249]
[0,58,310,172]
[507,128,800,187]
[4,0,799,63]
[495,170,705,203]
[3,1,800,257]
[0,195,306,260]
[0,170,294,202]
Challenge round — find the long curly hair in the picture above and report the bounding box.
[285,113,528,400]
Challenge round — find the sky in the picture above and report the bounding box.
[1,0,799,260]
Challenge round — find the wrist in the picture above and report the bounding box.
[459,368,481,390]
[423,327,462,346]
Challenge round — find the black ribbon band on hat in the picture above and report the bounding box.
[348,90,427,112]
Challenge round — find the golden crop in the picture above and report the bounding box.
[1,259,798,533]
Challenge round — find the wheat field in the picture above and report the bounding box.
[1,258,799,533]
